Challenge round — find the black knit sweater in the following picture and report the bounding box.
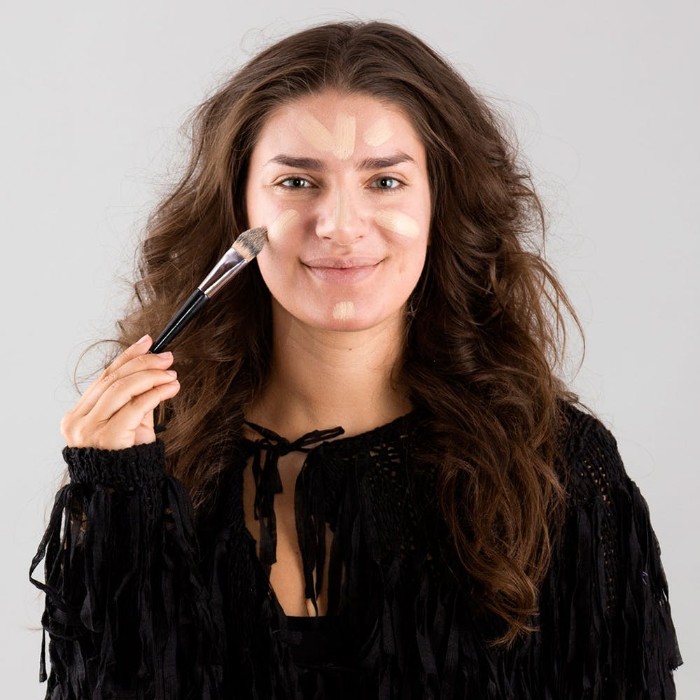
[30,402,682,698]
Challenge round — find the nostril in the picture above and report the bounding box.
[314,196,365,244]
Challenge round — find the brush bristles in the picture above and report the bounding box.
[232,226,268,260]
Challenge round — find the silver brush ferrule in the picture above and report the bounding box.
[198,247,248,298]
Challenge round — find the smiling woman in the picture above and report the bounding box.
[30,19,681,700]
[246,91,431,334]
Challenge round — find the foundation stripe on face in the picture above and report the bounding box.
[332,301,355,320]
[362,117,393,147]
[268,209,300,241]
[296,112,356,161]
[297,113,335,153]
[374,209,420,239]
[332,113,356,160]
[334,189,347,230]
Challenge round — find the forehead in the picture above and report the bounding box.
[252,90,424,158]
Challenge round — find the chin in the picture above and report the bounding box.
[273,297,405,334]
[316,304,404,334]
[310,316,369,333]
[324,318,370,332]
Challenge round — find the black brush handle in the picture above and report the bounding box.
[149,289,208,353]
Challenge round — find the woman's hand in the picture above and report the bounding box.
[61,335,180,450]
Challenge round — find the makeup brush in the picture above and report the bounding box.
[149,226,268,353]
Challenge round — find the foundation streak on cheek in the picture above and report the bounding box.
[332,301,355,320]
[362,117,393,147]
[374,209,420,239]
[267,209,300,242]
[296,112,356,161]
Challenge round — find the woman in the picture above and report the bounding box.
[30,20,681,699]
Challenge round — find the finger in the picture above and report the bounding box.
[108,334,153,374]
[63,368,175,447]
[72,347,173,419]
[70,335,151,413]
[87,368,179,427]
[103,380,180,448]
[85,380,181,450]
[132,402,156,446]
[132,386,175,446]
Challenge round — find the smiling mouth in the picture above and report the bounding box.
[303,256,381,268]
[303,258,381,283]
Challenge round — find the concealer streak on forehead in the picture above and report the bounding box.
[333,113,356,160]
[297,113,335,152]
[296,112,356,160]
[332,301,355,320]
[362,117,393,147]
[374,209,420,239]
[268,209,300,242]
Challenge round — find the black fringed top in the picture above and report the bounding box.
[30,402,682,699]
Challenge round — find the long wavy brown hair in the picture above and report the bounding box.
[109,20,585,646]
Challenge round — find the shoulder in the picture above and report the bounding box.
[548,401,683,691]
[555,400,630,505]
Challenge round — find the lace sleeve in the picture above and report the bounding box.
[29,442,222,699]
[556,407,683,699]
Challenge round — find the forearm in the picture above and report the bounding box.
[30,442,221,699]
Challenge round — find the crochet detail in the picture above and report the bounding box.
[29,403,682,699]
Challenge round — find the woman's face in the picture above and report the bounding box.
[245,90,431,333]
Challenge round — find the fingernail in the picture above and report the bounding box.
[136,335,150,345]
[157,352,173,360]
[166,370,178,377]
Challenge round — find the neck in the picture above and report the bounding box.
[246,308,412,440]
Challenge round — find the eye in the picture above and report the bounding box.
[370,176,403,190]
[278,176,313,189]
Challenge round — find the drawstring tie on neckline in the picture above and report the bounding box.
[243,421,345,615]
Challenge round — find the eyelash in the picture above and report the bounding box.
[278,177,313,189]
[276,175,405,191]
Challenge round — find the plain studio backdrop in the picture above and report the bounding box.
[2,1,697,696]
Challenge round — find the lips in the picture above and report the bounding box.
[303,257,381,284]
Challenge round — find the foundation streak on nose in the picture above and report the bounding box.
[296,112,356,161]
[362,118,393,147]
[374,209,420,239]
[334,188,350,233]
[268,209,300,242]
[332,301,355,320]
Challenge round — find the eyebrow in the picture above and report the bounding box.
[265,152,415,170]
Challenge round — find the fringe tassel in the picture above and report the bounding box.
[609,476,682,699]
[29,444,222,699]
[31,409,681,699]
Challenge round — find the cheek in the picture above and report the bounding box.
[401,243,428,281]
[254,211,304,288]
[391,224,429,283]
[267,209,301,243]
[374,209,421,239]
[256,248,292,300]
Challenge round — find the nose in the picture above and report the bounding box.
[314,187,365,245]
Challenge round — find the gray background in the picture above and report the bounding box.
[3,1,697,695]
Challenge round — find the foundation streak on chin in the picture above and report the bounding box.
[296,112,356,160]
[332,301,355,320]
[374,209,420,239]
[362,117,393,147]
[268,209,300,242]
